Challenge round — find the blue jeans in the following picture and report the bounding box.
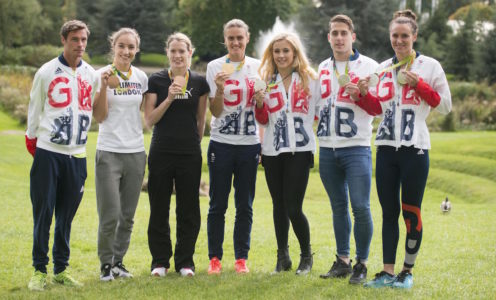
[319,146,373,261]
[207,141,261,260]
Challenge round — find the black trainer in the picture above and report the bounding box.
[295,254,313,275]
[100,263,114,282]
[320,255,352,279]
[349,261,367,284]
[273,248,292,273]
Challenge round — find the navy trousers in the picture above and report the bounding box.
[207,140,261,260]
[30,148,86,274]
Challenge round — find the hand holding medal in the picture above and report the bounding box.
[368,73,379,87]
[356,77,371,98]
[107,72,120,89]
[108,64,132,89]
[398,70,419,87]
[344,82,361,102]
[101,69,115,89]
[254,79,267,92]
[174,75,187,95]
[253,79,267,108]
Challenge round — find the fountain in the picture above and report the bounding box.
[255,16,303,59]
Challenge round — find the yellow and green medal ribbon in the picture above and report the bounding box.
[111,64,132,80]
[226,56,245,72]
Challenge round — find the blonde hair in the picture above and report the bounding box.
[165,32,195,67]
[223,19,250,37]
[390,9,418,35]
[60,20,89,39]
[259,33,316,94]
[108,28,140,58]
[329,14,354,32]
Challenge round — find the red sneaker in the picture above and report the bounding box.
[235,259,249,274]
[208,257,222,275]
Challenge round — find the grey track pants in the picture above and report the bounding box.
[95,150,146,266]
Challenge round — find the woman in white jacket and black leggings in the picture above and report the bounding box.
[255,32,318,275]
[354,9,452,289]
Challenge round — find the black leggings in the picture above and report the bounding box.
[262,151,312,255]
[376,146,429,268]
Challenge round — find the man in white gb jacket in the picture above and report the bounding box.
[316,15,378,285]
[25,20,102,291]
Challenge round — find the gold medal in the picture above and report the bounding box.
[174,75,186,89]
[368,73,379,87]
[107,75,120,89]
[254,79,267,92]
[338,74,350,87]
[397,70,407,85]
[221,63,235,75]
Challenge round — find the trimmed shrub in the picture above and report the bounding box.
[0,45,91,67]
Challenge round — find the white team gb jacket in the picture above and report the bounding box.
[26,55,100,155]
[256,72,318,156]
[316,51,379,148]
[206,56,261,145]
[372,54,451,150]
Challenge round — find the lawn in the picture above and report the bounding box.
[0,110,495,299]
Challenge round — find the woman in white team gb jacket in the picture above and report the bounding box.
[205,19,261,274]
[316,14,379,285]
[93,28,148,282]
[255,32,318,275]
[356,10,452,289]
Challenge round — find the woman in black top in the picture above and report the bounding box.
[144,32,210,277]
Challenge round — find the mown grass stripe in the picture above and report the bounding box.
[430,153,496,182]
[431,131,496,160]
[428,168,496,204]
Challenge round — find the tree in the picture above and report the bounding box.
[0,0,44,47]
[445,7,476,80]
[76,1,106,56]
[178,0,303,60]
[417,0,453,63]
[480,12,496,84]
[134,0,176,54]
[36,0,76,45]
[450,2,495,21]
[77,0,175,58]
[296,0,399,65]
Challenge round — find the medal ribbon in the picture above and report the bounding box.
[331,50,356,79]
[377,51,416,79]
[168,69,190,95]
[332,60,349,79]
[111,64,132,81]
[226,55,245,72]
[267,71,293,92]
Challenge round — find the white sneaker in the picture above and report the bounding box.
[179,268,195,277]
[112,262,133,278]
[151,266,167,277]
